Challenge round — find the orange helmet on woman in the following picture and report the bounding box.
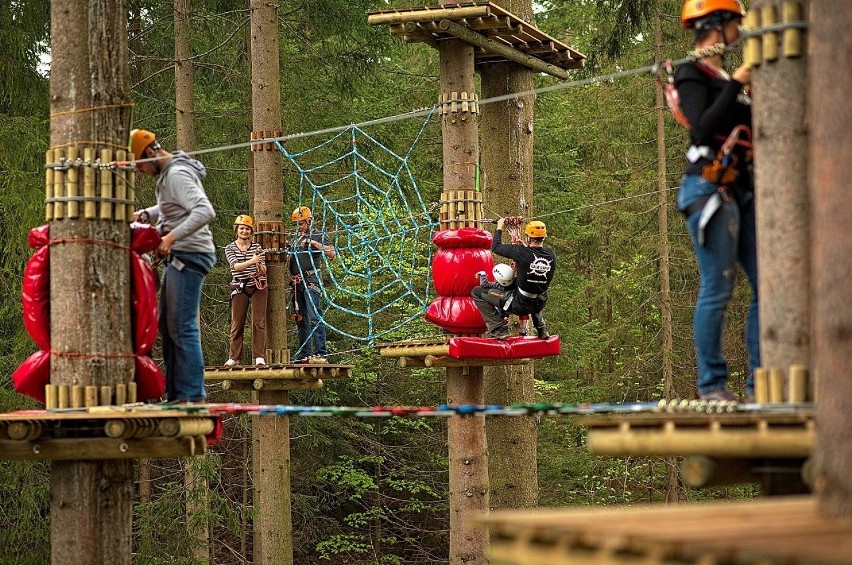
[234,214,254,231]
[681,0,745,29]
[524,221,547,239]
[130,128,159,160]
[291,206,312,222]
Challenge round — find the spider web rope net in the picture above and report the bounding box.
[275,110,438,344]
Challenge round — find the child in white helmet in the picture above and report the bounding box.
[472,263,518,339]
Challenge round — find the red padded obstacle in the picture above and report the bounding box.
[447,335,561,360]
[431,248,493,296]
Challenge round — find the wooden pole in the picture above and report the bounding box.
[367,5,490,26]
[250,0,293,561]
[809,0,852,518]
[48,1,134,563]
[438,8,489,560]
[479,0,539,514]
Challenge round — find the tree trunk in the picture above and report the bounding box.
[654,8,680,504]
[809,0,852,517]
[49,1,134,563]
[752,0,811,373]
[249,0,293,562]
[438,8,489,558]
[479,0,538,512]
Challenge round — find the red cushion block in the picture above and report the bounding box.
[448,335,561,360]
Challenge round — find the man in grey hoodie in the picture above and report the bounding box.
[131,129,216,403]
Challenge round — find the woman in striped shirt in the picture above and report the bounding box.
[224,215,267,366]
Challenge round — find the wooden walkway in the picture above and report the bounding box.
[482,496,852,564]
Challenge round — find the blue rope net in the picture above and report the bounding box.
[275,111,438,344]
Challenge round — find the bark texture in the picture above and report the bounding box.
[809,0,852,518]
[752,0,811,372]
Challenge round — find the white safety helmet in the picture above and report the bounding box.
[492,263,515,286]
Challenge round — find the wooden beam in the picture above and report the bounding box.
[437,19,571,79]
[379,344,451,357]
[368,5,490,26]
[0,436,205,461]
[680,456,762,488]
[424,355,531,367]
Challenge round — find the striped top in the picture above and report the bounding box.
[225,241,266,286]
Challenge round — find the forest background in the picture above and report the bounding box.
[0,0,757,563]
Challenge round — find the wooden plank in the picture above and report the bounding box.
[368,5,490,26]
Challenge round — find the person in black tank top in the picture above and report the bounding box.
[677,0,760,402]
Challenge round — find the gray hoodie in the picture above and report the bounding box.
[143,151,216,253]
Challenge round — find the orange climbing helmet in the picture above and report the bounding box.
[291,206,312,222]
[129,128,159,160]
[524,220,547,239]
[234,214,254,232]
[681,0,745,29]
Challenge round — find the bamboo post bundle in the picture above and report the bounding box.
[744,10,762,67]
[762,4,779,62]
[45,149,54,221]
[83,147,96,219]
[66,147,79,218]
[114,149,127,221]
[788,364,809,402]
[53,148,65,220]
[99,148,113,220]
[783,1,804,57]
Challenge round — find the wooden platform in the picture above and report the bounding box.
[376,338,533,368]
[0,407,217,461]
[204,362,353,391]
[481,496,852,564]
[368,2,585,73]
[576,408,815,458]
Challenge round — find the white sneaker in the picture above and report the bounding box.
[224,359,238,367]
[255,357,267,365]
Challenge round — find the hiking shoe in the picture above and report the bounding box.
[483,325,510,340]
[224,359,239,367]
[255,357,267,366]
[698,387,737,402]
[536,326,551,340]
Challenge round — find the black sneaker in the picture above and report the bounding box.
[484,325,510,340]
[536,326,550,340]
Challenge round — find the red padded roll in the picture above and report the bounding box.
[131,225,162,254]
[27,224,49,249]
[134,355,166,401]
[131,252,158,355]
[11,350,50,404]
[22,246,50,351]
[425,296,487,333]
[432,227,492,249]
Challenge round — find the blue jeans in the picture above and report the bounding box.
[678,175,760,395]
[294,283,327,359]
[160,251,216,401]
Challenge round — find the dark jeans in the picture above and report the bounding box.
[160,251,215,402]
[294,284,327,359]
